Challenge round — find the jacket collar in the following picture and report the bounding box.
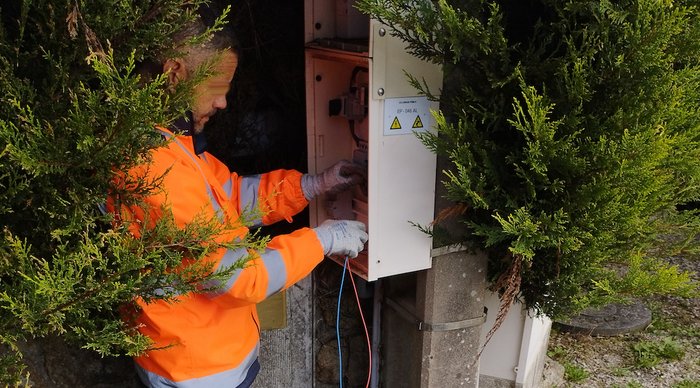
[170,111,208,155]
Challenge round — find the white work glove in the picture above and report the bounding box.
[301,160,366,200]
[313,220,368,258]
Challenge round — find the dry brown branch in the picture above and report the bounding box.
[479,253,523,357]
[66,3,79,39]
[82,21,105,60]
[66,2,106,60]
[431,202,468,225]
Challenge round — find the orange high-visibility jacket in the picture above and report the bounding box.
[108,127,324,387]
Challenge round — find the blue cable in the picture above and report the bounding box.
[337,256,349,388]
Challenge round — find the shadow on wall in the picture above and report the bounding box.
[205,0,308,178]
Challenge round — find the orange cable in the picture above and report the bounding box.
[348,266,372,388]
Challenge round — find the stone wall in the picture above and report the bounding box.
[314,260,374,388]
[19,337,139,388]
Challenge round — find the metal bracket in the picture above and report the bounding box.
[385,297,487,332]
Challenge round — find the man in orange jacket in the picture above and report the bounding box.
[108,16,368,388]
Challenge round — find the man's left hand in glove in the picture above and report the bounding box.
[301,160,366,200]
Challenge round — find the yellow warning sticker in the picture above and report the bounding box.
[383,96,431,136]
[412,115,424,129]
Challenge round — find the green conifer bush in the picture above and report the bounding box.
[357,0,700,321]
[0,1,260,383]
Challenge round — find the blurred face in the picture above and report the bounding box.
[191,50,238,133]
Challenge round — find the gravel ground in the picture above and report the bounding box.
[547,256,700,388]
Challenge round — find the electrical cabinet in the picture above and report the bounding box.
[305,1,442,281]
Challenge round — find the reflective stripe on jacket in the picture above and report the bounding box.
[108,127,324,386]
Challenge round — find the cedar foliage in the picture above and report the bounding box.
[0,1,261,384]
[357,0,700,320]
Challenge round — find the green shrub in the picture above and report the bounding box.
[358,0,700,321]
[0,1,257,384]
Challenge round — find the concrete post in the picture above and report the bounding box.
[414,247,488,387]
[407,119,489,387]
[379,247,488,388]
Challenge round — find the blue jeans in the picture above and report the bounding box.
[236,359,260,388]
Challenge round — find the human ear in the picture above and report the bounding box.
[162,58,188,87]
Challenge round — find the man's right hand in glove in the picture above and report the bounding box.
[313,220,368,258]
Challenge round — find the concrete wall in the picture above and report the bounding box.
[256,276,315,387]
[479,292,552,388]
